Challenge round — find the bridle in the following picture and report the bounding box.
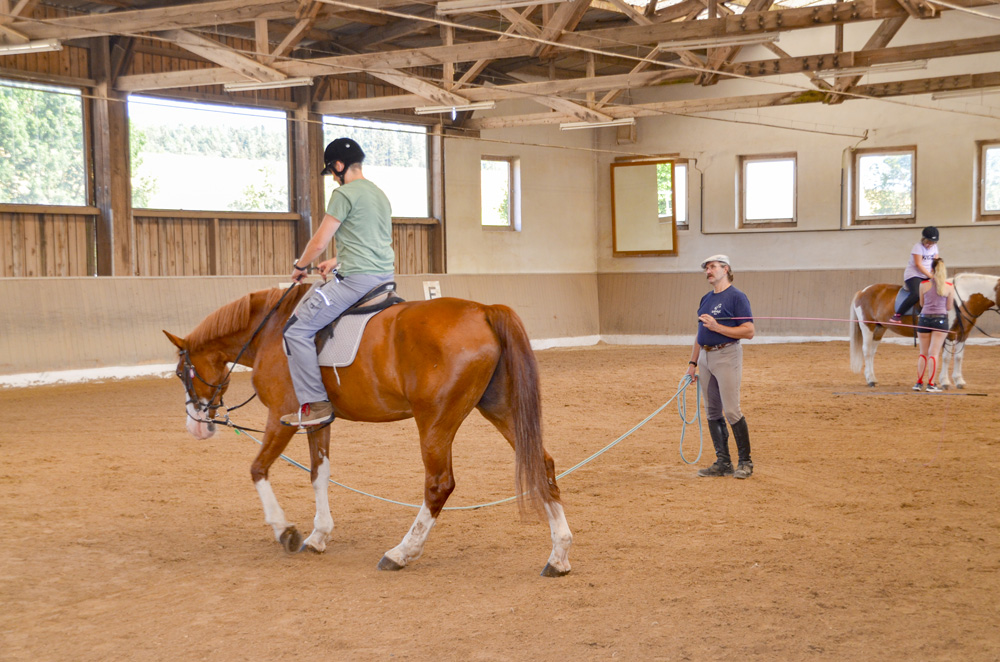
[952,279,1000,340]
[175,282,300,428]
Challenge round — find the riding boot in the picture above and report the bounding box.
[697,418,733,477]
[731,417,754,479]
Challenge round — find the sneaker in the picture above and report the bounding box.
[912,382,923,391]
[733,461,754,479]
[280,401,335,427]
[889,314,903,324]
[697,461,734,477]
[925,384,943,393]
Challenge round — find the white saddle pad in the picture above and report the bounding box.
[317,310,382,368]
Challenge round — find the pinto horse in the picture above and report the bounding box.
[163,286,572,576]
[849,273,999,388]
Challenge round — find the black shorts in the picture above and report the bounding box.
[917,314,948,333]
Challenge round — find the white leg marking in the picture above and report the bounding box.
[544,501,573,573]
[254,479,291,542]
[859,322,878,385]
[303,456,334,552]
[384,503,436,568]
[953,341,967,387]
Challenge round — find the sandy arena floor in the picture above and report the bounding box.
[2,342,999,661]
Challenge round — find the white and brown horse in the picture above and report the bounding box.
[850,273,999,387]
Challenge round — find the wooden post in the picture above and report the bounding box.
[428,123,446,274]
[292,85,323,261]
[90,37,133,276]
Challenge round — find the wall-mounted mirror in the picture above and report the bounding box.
[610,159,678,257]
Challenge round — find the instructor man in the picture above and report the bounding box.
[685,255,756,479]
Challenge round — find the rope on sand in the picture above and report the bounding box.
[233,376,701,510]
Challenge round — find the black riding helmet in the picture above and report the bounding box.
[922,226,939,242]
[320,138,365,178]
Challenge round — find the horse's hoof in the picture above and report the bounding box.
[377,555,405,571]
[867,382,876,388]
[279,526,302,554]
[299,543,325,554]
[540,563,570,578]
[957,384,965,390]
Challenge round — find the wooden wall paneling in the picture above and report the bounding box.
[149,217,161,276]
[23,212,39,277]
[134,217,147,276]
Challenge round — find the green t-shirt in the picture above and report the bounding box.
[326,178,395,275]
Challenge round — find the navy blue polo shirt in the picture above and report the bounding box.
[697,285,753,347]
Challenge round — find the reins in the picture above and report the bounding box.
[180,282,300,427]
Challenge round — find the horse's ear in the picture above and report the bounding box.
[163,330,188,351]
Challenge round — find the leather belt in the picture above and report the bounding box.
[703,341,738,352]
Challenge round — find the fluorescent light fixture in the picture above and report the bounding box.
[817,60,928,77]
[437,0,565,15]
[413,100,496,114]
[658,33,779,51]
[223,76,313,92]
[930,87,1000,100]
[560,117,635,131]
[0,39,63,56]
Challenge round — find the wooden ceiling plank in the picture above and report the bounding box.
[158,29,288,82]
[254,18,270,59]
[697,0,774,85]
[535,0,592,59]
[828,15,907,101]
[9,0,302,41]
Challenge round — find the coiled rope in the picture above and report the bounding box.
[232,373,701,511]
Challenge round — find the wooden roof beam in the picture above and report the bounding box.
[158,29,289,82]
[535,0,592,59]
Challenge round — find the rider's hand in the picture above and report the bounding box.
[291,264,308,283]
[686,364,698,382]
[317,258,339,281]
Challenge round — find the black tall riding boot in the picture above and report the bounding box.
[731,416,753,479]
[697,418,734,477]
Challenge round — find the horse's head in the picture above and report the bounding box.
[164,330,230,440]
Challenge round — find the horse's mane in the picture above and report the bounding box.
[187,287,307,348]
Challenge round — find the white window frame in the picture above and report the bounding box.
[480,155,520,231]
[851,145,917,226]
[975,139,1000,222]
[738,153,797,229]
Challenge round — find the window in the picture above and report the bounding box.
[323,117,428,218]
[976,140,1000,221]
[128,96,289,211]
[658,160,688,228]
[851,146,916,225]
[0,79,86,206]
[739,154,796,228]
[481,156,519,230]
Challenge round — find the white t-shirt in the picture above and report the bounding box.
[903,241,938,281]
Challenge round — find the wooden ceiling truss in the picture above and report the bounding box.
[0,0,997,127]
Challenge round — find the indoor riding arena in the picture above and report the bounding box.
[2,1,1000,660]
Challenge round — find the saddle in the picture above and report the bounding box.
[893,286,919,317]
[297,281,405,368]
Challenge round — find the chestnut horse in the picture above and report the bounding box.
[849,273,999,388]
[163,286,572,576]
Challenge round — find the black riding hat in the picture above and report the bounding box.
[922,226,939,241]
[321,138,365,177]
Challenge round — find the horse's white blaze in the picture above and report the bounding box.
[185,401,215,439]
[254,479,291,541]
[303,456,334,552]
[384,503,436,567]
[544,501,573,573]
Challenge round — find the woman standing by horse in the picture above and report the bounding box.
[914,257,955,392]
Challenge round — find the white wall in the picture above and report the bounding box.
[444,120,599,274]
[443,9,1000,276]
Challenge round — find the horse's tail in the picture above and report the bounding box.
[849,291,864,373]
[483,304,554,517]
